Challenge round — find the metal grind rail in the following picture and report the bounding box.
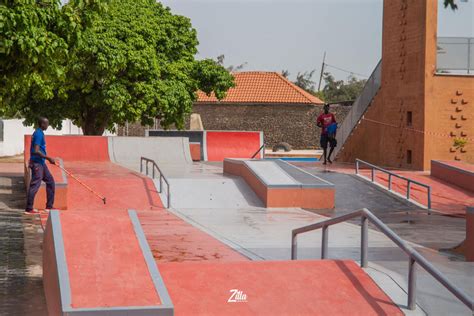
[291,208,473,312]
[251,143,266,159]
[140,157,170,208]
[355,159,432,211]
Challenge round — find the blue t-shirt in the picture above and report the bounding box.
[30,128,46,164]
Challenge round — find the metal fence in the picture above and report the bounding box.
[437,37,474,74]
[334,60,382,158]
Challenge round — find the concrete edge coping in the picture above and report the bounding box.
[431,160,474,177]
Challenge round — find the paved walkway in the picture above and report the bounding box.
[0,163,47,316]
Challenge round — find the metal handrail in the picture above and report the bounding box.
[251,143,265,159]
[140,157,170,208]
[291,208,474,312]
[355,159,432,211]
[334,60,382,158]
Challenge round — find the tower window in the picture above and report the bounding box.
[407,111,413,127]
[407,150,412,164]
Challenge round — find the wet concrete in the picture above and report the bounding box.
[0,171,47,316]
[301,167,467,251]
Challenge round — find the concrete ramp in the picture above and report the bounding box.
[159,260,403,316]
[165,176,264,209]
[108,136,192,171]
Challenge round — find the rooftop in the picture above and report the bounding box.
[196,71,324,105]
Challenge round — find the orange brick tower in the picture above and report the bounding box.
[337,0,473,170]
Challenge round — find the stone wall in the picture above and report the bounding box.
[118,103,351,150]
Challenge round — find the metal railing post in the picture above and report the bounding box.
[388,174,392,191]
[468,38,471,75]
[371,168,375,182]
[291,234,297,260]
[167,190,170,208]
[321,226,328,259]
[152,166,155,179]
[427,186,432,214]
[140,159,143,173]
[159,175,163,193]
[361,215,368,268]
[408,257,417,310]
[407,181,411,200]
[355,160,359,175]
[146,161,149,176]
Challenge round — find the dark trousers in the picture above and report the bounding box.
[26,162,55,211]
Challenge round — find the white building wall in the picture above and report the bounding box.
[0,119,115,157]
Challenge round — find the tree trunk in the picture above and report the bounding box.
[82,111,107,135]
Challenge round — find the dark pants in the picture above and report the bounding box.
[26,162,55,211]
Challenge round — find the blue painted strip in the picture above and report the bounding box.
[265,157,320,162]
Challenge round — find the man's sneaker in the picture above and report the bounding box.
[24,209,40,215]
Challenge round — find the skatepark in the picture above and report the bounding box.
[16,132,471,315]
[1,0,474,315]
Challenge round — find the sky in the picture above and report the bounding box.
[159,0,474,81]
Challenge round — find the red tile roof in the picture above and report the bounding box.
[197,71,323,105]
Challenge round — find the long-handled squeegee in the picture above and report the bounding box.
[54,162,107,205]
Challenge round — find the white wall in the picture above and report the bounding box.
[0,119,115,157]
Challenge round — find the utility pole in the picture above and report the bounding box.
[317,51,326,92]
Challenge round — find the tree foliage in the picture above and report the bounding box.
[1,0,234,135]
[444,0,459,10]
[319,73,366,103]
[281,69,317,92]
[216,54,247,72]
[281,69,366,103]
[0,0,103,119]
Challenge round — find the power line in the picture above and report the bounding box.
[324,63,370,78]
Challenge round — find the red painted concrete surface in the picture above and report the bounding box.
[159,260,403,316]
[34,136,401,314]
[431,160,474,192]
[60,211,161,308]
[24,135,110,162]
[189,143,201,161]
[206,131,262,161]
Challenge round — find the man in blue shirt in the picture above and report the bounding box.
[25,117,57,214]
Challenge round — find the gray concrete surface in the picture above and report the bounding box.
[108,136,192,172]
[301,166,467,251]
[246,160,298,185]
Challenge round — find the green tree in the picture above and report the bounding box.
[0,0,104,121]
[280,69,317,93]
[216,54,247,72]
[444,0,459,10]
[1,0,234,135]
[319,73,367,103]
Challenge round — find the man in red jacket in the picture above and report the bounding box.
[317,104,337,164]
